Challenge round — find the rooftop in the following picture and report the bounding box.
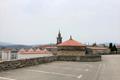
[57,36,86,47]
[17,48,52,54]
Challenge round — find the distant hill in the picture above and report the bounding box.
[0,42,33,49]
[0,42,13,46]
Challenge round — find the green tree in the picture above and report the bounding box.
[109,43,113,52]
[92,43,97,47]
[113,45,117,54]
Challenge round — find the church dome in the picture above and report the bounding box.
[57,36,85,47]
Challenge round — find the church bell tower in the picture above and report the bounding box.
[57,30,62,44]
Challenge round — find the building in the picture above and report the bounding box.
[57,36,86,56]
[17,48,53,59]
[116,45,120,53]
[57,30,62,44]
[86,47,110,54]
[0,49,2,61]
[1,48,18,61]
[37,44,57,51]
[0,48,53,61]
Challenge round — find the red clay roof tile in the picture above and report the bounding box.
[57,37,85,47]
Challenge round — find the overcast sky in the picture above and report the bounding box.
[0,0,120,45]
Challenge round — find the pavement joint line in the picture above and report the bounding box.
[93,63,102,80]
[77,75,83,79]
[0,77,16,80]
[27,69,78,78]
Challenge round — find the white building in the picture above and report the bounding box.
[17,48,53,59]
[1,49,17,61]
[1,48,53,61]
[0,50,2,61]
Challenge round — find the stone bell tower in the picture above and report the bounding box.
[57,30,62,44]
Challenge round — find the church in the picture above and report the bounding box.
[56,31,86,56]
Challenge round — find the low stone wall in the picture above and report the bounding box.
[0,56,57,72]
[57,55,101,62]
[97,52,120,55]
[80,55,101,62]
[0,55,101,72]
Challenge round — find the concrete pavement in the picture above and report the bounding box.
[0,55,120,80]
[98,55,120,80]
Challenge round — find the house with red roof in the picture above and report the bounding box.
[57,36,86,56]
[0,48,53,61]
[17,48,53,60]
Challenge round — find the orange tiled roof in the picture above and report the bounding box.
[18,48,51,54]
[58,36,85,47]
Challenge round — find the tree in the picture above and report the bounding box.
[113,45,117,54]
[92,43,97,47]
[109,43,113,52]
[109,43,118,54]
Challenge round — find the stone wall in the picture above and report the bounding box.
[57,51,85,56]
[0,55,101,72]
[0,56,57,72]
[57,55,101,62]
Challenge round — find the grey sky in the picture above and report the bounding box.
[0,0,120,45]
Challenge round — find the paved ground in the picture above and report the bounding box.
[0,55,120,80]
